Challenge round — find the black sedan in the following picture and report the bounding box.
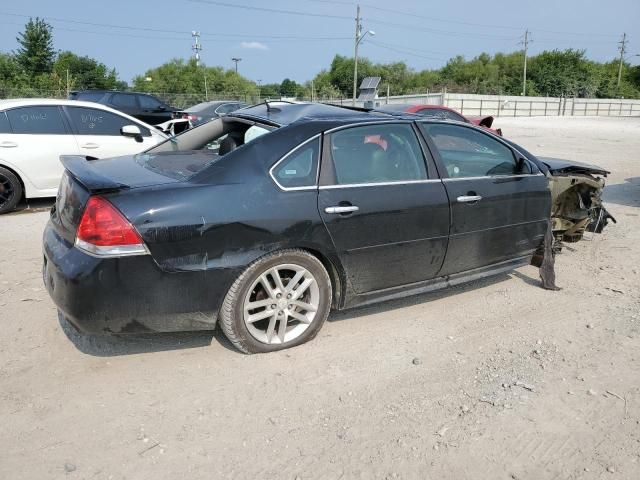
[43,102,607,353]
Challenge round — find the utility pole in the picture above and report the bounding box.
[231,57,242,74]
[353,5,361,106]
[191,31,202,66]
[521,29,531,96]
[65,68,70,98]
[617,33,628,89]
[257,79,262,101]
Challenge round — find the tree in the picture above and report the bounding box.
[54,51,125,91]
[14,17,55,76]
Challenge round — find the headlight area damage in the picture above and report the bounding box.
[543,157,617,245]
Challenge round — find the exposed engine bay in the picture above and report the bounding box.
[542,157,616,245]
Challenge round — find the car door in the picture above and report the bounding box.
[418,122,551,275]
[64,106,164,159]
[1,105,79,195]
[138,94,172,125]
[318,122,450,294]
[108,92,140,120]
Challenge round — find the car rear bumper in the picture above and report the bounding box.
[43,221,234,334]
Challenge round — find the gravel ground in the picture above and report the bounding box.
[1,116,639,480]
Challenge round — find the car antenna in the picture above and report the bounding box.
[264,99,271,112]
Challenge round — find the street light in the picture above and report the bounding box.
[353,29,375,106]
[231,57,242,74]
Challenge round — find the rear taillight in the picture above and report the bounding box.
[75,196,148,257]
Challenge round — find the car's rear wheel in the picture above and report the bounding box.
[0,167,22,214]
[219,249,332,353]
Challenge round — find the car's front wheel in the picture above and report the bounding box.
[219,249,332,353]
[0,167,22,214]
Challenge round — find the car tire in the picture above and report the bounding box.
[219,249,332,354]
[0,167,22,214]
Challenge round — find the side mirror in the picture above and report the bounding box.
[157,106,166,111]
[121,125,143,142]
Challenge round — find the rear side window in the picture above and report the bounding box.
[422,123,518,177]
[138,95,163,109]
[0,112,10,133]
[111,94,137,109]
[271,137,320,189]
[67,106,150,136]
[6,106,67,134]
[329,123,427,185]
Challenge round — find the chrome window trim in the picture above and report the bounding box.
[318,179,442,190]
[442,173,545,182]
[269,134,322,192]
[323,119,414,135]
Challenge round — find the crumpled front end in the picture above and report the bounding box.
[549,173,615,243]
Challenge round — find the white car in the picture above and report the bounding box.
[0,98,168,213]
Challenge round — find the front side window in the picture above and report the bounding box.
[67,107,150,136]
[422,123,518,178]
[329,123,427,185]
[6,106,67,134]
[271,137,320,189]
[111,94,138,109]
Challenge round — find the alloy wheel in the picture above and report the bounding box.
[0,173,15,208]
[243,263,320,345]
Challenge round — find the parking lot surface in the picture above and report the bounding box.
[1,116,639,479]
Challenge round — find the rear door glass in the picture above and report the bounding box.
[111,94,138,109]
[6,106,67,134]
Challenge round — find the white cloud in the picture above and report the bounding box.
[240,41,268,51]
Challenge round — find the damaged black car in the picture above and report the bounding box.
[43,102,613,353]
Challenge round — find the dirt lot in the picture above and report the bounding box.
[1,116,639,480]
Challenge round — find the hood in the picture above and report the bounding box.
[539,157,609,176]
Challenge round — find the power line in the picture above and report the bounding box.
[0,12,350,41]
[186,0,352,20]
[365,17,521,40]
[367,41,446,62]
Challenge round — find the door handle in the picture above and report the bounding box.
[457,195,483,203]
[324,205,359,214]
[80,143,99,149]
[0,141,18,148]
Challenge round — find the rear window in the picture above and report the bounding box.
[134,152,217,180]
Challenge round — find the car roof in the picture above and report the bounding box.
[375,104,461,114]
[0,98,167,134]
[232,101,395,126]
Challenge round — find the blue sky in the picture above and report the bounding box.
[1,0,638,84]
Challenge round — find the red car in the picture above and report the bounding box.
[375,104,503,136]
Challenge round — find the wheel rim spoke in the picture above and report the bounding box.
[246,308,275,324]
[269,267,286,292]
[265,314,277,343]
[291,278,313,300]
[292,300,317,312]
[245,298,273,311]
[258,273,277,299]
[288,310,312,324]
[277,312,288,343]
[285,270,305,292]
